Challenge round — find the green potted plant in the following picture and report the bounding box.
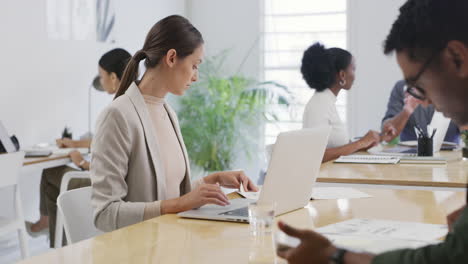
[461,130,468,158]
[178,51,291,175]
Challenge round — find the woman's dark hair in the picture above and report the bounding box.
[300,42,352,92]
[115,15,204,99]
[98,48,132,80]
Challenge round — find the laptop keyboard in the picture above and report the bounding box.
[219,206,249,217]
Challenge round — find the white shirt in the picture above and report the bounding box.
[302,88,349,148]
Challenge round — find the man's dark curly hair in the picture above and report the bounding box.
[384,0,468,62]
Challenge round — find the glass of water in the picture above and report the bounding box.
[248,202,276,236]
[248,202,277,263]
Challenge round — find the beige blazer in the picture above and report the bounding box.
[91,82,192,232]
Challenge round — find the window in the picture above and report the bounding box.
[263,0,348,144]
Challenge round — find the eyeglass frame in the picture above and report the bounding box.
[404,50,441,101]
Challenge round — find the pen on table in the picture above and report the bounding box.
[431,128,437,139]
[414,127,420,138]
[415,124,426,138]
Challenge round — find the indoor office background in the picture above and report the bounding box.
[0,0,406,262]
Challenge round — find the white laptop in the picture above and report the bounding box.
[178,126,330,223]
[429,111,451,152]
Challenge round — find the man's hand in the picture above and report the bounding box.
[277,221,336,264]
[403,93,424,114]
[447,205,466,232]
[381,122,397,142]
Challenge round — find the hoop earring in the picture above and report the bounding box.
[339,80,346,87]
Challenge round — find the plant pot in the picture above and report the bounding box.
[463,147,468,158]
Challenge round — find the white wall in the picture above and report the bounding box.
[186,0,261,79]
[0,0,185,147]
[187,0,264,181]
[347,0,407,137]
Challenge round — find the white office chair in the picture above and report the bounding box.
[0,151,29,259]
[57,186,102,245]
[54,171,90,247]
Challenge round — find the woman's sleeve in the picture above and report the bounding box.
[90,106,155,232]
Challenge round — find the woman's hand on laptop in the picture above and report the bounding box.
[163,184,230,214]
[205,170,259,192]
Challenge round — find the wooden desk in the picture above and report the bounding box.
[23,155,70,166]
[22,148,89,169]
[19,189,466,264]
[317,151,468,190]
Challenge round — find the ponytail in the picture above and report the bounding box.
[114,50,147,99]
[113,15,203,100]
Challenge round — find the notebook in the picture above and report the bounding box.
[399,156,447,164]
[334,155,400,164]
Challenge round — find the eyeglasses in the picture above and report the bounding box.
[404,50,440,101]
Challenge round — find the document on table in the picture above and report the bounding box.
[311,187,372,200]
[324,234,439,254]
[237,184,261,200]
[24,146,90,155]
[237,187,372,200]
[53,147,90,155]
[334,155,400,164]
[316,218,448,242]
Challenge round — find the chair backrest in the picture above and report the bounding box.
[0,151,24,188]
[57,186,102,244]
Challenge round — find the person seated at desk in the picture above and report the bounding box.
[91,15,258,232]
[380,80,460,143]
[276,0,468,263]
[26,48,131,247]
[301,43,381,163]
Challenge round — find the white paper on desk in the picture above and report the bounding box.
[311,187,372,200]
[237,185,261,200]
[238,187,372,201]
[53,147,89,155]
[323,234,440,254]
[316,218,448,242]
[334,154,400,164]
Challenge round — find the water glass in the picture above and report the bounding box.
[248,202,276,236]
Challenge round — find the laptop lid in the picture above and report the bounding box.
[429,111,451,152]
[0,121,16,153]
[258,126,330,215]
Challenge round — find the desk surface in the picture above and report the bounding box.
[20,189,466,264]
[23,154,70,166]
[318,151,468,188]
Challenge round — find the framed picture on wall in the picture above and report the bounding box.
[46,0,115,42]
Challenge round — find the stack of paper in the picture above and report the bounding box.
[311,187,372,200]
[399,156,447,164]
[316,218,448,254]
[237,187,372,200]
[52,147,90,155]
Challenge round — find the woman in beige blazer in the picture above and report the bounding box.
[91,15,258,232]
